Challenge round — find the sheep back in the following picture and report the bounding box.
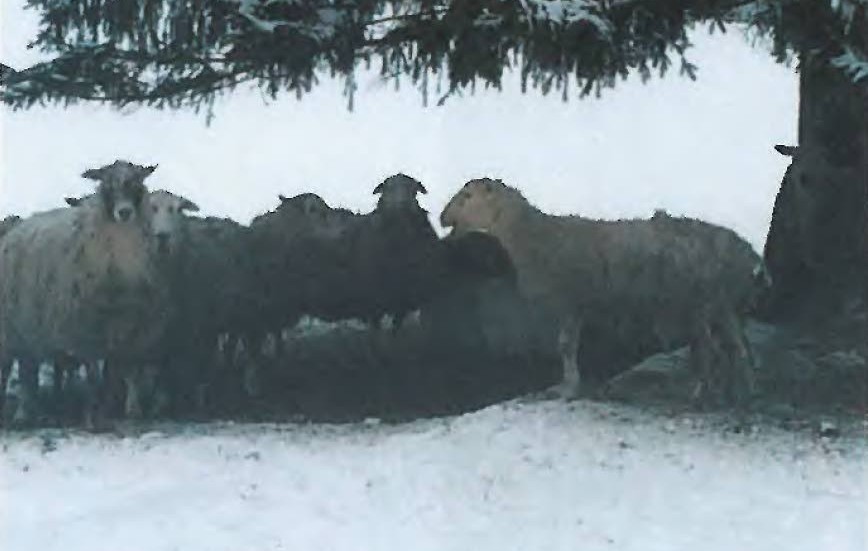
[422,231,533,357]
[508,209,760,334]
[247,203,340,330]
[163,216,255,338]
[346,206,439,321]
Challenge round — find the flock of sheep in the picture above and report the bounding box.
[0,160,766,428]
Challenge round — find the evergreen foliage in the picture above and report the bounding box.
[0,1,865,113]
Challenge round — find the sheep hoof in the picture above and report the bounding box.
[10,403,37,428]
[85,417,115,434]
[690,381,705,402]
[125,403,143,421]
[545,382,580,401]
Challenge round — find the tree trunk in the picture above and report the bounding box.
[799,54,868,165]
[762,53,867,324]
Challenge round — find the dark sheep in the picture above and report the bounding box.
[248,175,440,335]
[247,192,347,338]
[332,174,440,330]
[421,230,537,359]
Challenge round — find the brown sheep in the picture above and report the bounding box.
[0,161,171,426]
[440,178,762,405]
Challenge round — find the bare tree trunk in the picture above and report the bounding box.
[762,53,868,324]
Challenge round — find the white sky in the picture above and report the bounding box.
[0,1,797,250]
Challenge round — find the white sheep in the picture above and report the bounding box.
[0,161,171,426]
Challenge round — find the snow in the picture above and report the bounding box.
[231,0,613,40]
[832,47,868,83]
[2,400,865,551]
[519,0,612,33]
[232,0,341,41]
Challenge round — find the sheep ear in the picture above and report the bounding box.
[142,164,158,176]
[65,197,82,207]
[774,145,798,157]
[180,199,200,212]
[416,181,428,194]
[372,182,384,195]
[81,168,103,181]
[278,194,289,203]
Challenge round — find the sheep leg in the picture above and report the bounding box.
[167,344,204,418]
[190,342,215,416]
[0,356,12,425]
[242,335,264,403]
[13,357,40,425]
[52,352,78,422]
[210,333,238,413]
[51,358,64,422]
[719,311,757,407]
[123,367,144,420]
[688,319,720,408]
[368,314,383,332]
[225,333,262,413]
[140,363,167,419]
[553,317,583,399]
[390,311,408,335]
[97,360,125,422]
[221,334,249,414]
[51,361,64,402]
[82,361,102,428]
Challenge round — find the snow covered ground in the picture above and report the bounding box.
[1,400,865,551]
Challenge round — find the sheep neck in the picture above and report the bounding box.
[488,198,591,257]
[483,198,600,314]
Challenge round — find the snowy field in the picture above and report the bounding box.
[1,399,864,551]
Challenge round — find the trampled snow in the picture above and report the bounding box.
[1,400,865,551]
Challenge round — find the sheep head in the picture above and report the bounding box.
[147,189,200,255]
[81,160,156,224]
[276,193,350,238]
[0,215,21,239]
[440,178,513,234]
[373,174,427,210]
[278,193,330,219]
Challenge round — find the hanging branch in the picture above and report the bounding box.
[1,0,865,113]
